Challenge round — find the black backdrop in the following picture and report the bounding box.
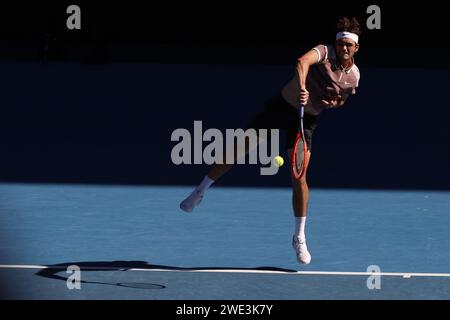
[1,2,449,190]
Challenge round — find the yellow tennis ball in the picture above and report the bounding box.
[273,156,284,167]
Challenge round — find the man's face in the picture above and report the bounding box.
[335,38,359,63]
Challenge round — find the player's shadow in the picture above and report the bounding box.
[35,261,297,290]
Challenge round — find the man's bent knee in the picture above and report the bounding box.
[292,177,308,192]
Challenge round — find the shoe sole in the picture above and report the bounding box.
[180,203,193,212]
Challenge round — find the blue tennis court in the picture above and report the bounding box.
[1,183,450,299]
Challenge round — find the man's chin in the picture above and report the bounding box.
[338,55,351,63]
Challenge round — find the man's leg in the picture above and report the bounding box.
[206,161,234,182]
[289,149,311,218]
[180,133,259,212]
[288,148,312,264]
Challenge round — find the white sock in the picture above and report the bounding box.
[294,216,307,242]
[196,176,215,194]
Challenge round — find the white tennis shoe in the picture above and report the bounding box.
[292,236,311,265]
[180,190,204,212]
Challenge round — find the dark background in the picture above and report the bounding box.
[0,1,449,190]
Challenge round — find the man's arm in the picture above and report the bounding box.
[321,93,349,108]
[296,50,320,105]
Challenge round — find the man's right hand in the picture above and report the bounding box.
[299,88,309,106]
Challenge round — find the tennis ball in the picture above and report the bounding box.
[273,156,284,167]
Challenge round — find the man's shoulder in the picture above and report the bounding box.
[312,44,334,63]
[351,64,360,79]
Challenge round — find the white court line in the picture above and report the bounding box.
[1,264,450,278]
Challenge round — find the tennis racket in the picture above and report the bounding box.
[292,104,308,180]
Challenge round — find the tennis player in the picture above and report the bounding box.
[180,17,361,265]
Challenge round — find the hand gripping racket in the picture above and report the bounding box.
[292,104,308,180]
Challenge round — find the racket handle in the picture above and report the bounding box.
[299,104,304,120]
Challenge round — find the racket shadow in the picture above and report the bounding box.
[35,261,167,290]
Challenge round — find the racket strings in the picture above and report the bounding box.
[292,107,309,180]
[292,131,307,180]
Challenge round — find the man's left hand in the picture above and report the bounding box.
[321,95,343,108]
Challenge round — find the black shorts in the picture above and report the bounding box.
[247,94,318,150]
